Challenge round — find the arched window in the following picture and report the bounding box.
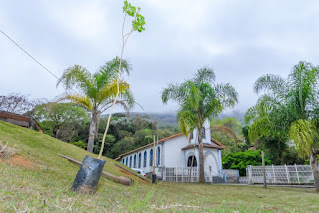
[157,147,160,166]
[122,159,124,164]
[143,151,147,167]
[202,127,206,139]
[190,132,194,139]
[150,149,153,166]
[187,155,197,167]
[129,156,132,168]
[138,153,141,168]
[126,157,128,166]
[133,154,137,168]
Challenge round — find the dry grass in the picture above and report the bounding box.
[0,141,18,159]
[1,120,319,212]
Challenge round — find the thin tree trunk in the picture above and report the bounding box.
[310,151,319,192]
[198,128,205,183]
[87,109,98,153]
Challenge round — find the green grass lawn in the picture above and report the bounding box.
[1,120,319,212]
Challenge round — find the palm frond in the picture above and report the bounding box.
[57,93,93,110]
[57,65,94,96]
[94,57,131,91]
[161,83,184,104]
[193,67,215,84]
[96,80,130,105]
[254,74,286,96]
[214,83,239,108]
[98,90,135,113]
[289,119,319,159]
[177,107,197,137]
[248,116,272,142]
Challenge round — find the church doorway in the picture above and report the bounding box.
[187,155,197,167]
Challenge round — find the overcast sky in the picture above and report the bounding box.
[1,0,319,115]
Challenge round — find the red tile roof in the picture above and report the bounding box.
[181,141,225,151]
[114,133,184,160]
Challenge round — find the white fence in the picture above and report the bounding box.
[163,167,228,183]
[163,167,199,182]
[240,164,314,184]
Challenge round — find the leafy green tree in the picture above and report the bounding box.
[211,117,242,134]
[109,136,135,159]
[162,67,238,183]
[223,150,271,176]
[244,94,288,164]
[247,61,319,191]
[57,57,134,153]
[211,118,242,151]
[33,102,88,141]
[94,134,116,157]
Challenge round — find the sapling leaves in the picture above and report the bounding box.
[123,0,146,32]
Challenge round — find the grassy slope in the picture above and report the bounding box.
[1,120,319,212]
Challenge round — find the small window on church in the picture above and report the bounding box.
[190,132,193,139]
[202,127,206,139]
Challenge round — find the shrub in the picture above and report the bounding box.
[223,150,271,176]
[70,140,87,149]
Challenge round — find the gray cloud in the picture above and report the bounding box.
[1,0,319,114]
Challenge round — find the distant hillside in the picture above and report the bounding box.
[101,112,178,128]
[102,110,245,128]
[132,112,177,127]
[216,110,245,123]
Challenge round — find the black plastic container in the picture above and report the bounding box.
[71,155,106,193]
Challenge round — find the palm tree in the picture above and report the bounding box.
[247,61,319,191]
[57,57,134,153]
[162,67,238,183]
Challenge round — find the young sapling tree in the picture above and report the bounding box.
[98,1,146,159]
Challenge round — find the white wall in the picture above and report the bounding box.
[189,119,211,144]
[203,148,221,175]
[120,144,162,174]
[163,135,189,167]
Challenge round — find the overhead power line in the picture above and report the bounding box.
[0,29,59,80]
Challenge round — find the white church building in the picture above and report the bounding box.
[115,119,225,182]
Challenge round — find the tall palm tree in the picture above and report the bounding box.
[162,67,238,183]
[57,57,134,153]
[247,61,319,191]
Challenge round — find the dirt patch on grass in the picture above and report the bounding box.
[120,169,149,183]
[0,141,35,169]
[10,155,35,169]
